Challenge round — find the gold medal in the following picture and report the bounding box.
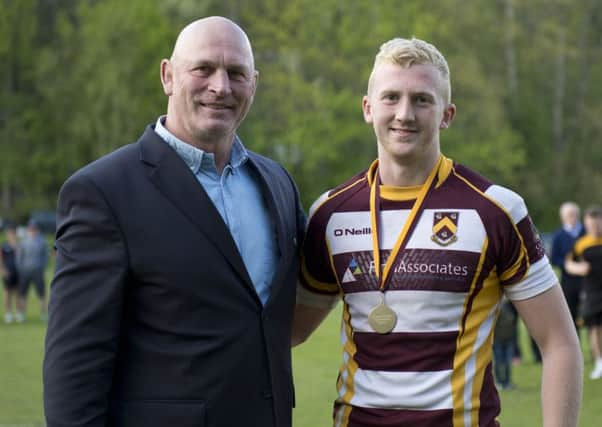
[368,299,397,334]
[369,157,441,290]
[366,157,442,334]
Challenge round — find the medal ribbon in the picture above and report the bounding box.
[370,156,442,291]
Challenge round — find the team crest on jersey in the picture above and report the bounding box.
[431,211,459,246]
[342,257,363,283]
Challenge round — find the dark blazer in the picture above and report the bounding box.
[551,225,585,287]
[43,126,305,427]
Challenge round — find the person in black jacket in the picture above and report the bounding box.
[566,206,602,379]
[551,201,585,331]
[1,224,19,324]
[43,16,305,427]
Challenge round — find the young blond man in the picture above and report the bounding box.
[293,38,582,427]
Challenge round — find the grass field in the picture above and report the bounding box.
[2,280,601,426]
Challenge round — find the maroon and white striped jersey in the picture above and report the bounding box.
[299,156,556,427]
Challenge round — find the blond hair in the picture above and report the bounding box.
[367,37,451,103]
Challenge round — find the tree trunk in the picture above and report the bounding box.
[503,0,518,98]
[2,171,12,215]
[553,28,566,155]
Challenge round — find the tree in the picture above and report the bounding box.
[0,0,600,227]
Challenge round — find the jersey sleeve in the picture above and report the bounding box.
[485,185,557,301]
[571,236,589,259]
[298,191,340,308]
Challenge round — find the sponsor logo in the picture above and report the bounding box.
[368,259,469,277]
[431,211,459,246]
[334,227,371,237]
[528,217,547,258]
[392,260,469,276]
[342,257,363,283]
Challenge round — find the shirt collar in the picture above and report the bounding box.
[154,116,249,174]
[564,222,583,238]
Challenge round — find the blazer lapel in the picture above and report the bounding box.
[247,158,290,304]
[137,127,254,291]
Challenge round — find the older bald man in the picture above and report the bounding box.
[44,17,305,427]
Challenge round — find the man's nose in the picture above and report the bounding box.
[394,98,415,122]
[208,69,231,95]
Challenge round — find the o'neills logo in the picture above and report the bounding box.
[431,211,459,246]
[334,227,372,237]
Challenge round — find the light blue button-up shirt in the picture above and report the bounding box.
[155,117,278,305]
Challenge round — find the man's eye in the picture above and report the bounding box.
[229,70,246,81]
[383,94,398,102]
[193,66,212,76]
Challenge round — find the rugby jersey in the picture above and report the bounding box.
[299,155,557,427]
[570,235,602,317]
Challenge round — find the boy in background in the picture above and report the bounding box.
[566,206,602,379]
[1,224,19,323]
[16,220,49,322]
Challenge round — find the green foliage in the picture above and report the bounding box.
[0,0,601,225]
[38,0,174,165]
[444,54,527,187]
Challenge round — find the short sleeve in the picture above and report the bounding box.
[298,192,340,306]
[485,185,556,300]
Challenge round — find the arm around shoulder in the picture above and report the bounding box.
[291,303,333,347]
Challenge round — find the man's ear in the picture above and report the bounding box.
[160,59,173,96]
[440,103,456,129]
[251,70,259,98]
[362,95,373,123]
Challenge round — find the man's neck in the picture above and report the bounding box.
[193,139,233,174]
[162,118,234,174]
[377,154,440,187]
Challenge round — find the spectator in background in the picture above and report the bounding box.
[493,296,518,390]
[16,220,49,322]
[1,224,19,324]
[521,202,584,365]
[552,202,585,331]
[566,205,602,379]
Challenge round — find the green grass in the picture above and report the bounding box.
[0,292,47,426]
[2,284,601,426]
